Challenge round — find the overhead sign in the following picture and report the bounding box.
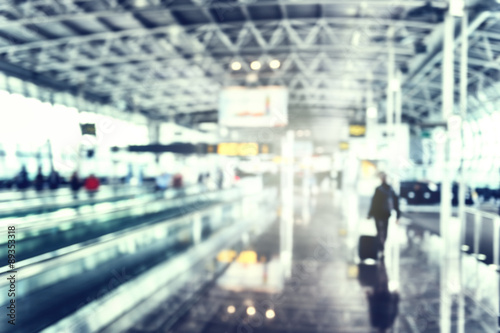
[122,143,271,156]
[349,123,366,137]
[216,143,272,156]
[128,143,205,154]
[219,86,288,127]
[217,143,259,156]
[261,144,270,154]
[80,123,96,136]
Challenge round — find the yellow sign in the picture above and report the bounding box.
[217,143,259,156]
[339,142,349,151]
[349,124,366,137]
[236,251,258,264]
[217,250,237,263]
[261,144,269,154]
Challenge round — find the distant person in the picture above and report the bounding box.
[15,165,30,191]
[48,169,61,190]
[155,173,170,191]
[366,260,399,332]
[70,171,82,199]
[197,173,204,186]
[367,172,401,258]
[84,174,100,197]
[33,167,44,192]
[204,172,210,186]
[173,173,183,189]
[217,168,224,189]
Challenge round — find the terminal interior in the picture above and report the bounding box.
[0,0,499,332]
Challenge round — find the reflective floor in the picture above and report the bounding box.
[142,190,497,333]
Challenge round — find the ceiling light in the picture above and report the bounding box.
[227,305,236,314]
[231,61,242,71]
[134,0,148,7]
[250,61,261,71]
[265,309,276,319]
[304,130,311,137]
[450,0,464,17]
[247,306,256,316]
[269,59,281,69]
[296,130,304,137]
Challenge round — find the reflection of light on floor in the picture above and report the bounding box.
[363,258,377,265]
[227,305,235,314]
[388,280,399,292]
[265,309,275,319]
[217,258,284,292]
[246,306,256,316]
[477,253,487,261]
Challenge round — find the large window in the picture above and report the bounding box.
[0,90,150,179]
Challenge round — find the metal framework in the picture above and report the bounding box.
[0,0,499,127]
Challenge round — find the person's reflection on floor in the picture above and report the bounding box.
[366,259,400,333]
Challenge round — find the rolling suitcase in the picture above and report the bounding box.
[358,235,378,260]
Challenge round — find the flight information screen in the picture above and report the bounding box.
[218,86,288,127]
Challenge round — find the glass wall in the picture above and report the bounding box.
[0,89,149,182]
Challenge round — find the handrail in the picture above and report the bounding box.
[0,184,208,235]
[0,188,274,299]
[463,207,499,266]
[41,191,277,333]
[0,187,241,273]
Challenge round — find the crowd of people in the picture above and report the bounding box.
[12,166,101,198]
[9,165,236,200]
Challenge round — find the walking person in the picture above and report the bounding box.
[70,171,82,199]
[15,165,30,198]
[367,172,401,258]
[84,174,100,198]
[47,168,61,191]
[33,166,44,192]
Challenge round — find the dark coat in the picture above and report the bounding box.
[368,183,401,219]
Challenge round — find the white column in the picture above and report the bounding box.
[440,8,455,333]
[280,130,294,279]
[393,70,403,195]
[302,155,311,225]
[386,26,395,140]
[457,10,468,333]
[366,89,378,160]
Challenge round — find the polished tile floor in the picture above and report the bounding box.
[147,190,497,333]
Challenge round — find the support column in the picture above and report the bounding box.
[440,8,455,333]
[366,88,378,160]
[393,69,403,195]
[457,10,468,333]
[302,155,311,225]
[148,119,161,164]
[280,130,294,279]
[458,9,468,246]
[386,26,395,141]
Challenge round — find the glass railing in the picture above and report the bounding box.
[41,188,277,333]
[461,207,499,319]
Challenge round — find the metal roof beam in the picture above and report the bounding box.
[0,17,435,55]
